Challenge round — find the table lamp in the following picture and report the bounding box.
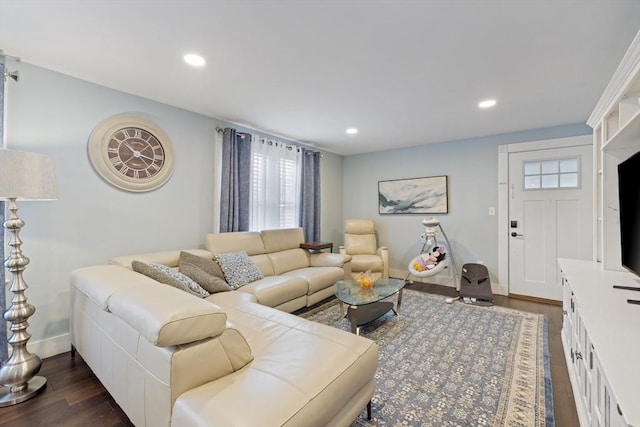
[0,149,57,406]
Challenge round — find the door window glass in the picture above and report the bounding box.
[523,156,580,190]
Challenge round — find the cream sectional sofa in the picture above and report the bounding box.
[70,228,376,426]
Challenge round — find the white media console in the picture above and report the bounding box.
[559,259,639,427]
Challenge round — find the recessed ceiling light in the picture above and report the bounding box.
[478,99,497,108]
[184,53,206,67]
[346,128,358,135]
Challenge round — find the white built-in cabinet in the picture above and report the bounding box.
[559,259,639,427]
[560,29,640,427]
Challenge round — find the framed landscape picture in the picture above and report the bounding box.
[378,175,448,214]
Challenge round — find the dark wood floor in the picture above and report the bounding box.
[0,283,578,426]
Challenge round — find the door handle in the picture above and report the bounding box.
[511,232,523,237]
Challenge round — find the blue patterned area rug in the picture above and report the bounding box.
[299,289,554,426]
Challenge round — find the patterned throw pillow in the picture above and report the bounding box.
[214,251,264,289]
[132,260,210,298]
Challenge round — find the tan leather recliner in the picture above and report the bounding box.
[339,218,389,279]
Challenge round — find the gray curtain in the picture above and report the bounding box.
[0,59,6,360]
[219,128,251,232]
[299,148,321,242]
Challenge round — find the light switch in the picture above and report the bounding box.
[488,206,496,216]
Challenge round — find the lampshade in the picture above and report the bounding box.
[0,149,57,200]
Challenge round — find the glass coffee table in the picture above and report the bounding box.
[334,278,406,335]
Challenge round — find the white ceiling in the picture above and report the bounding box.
[1,1,639,156]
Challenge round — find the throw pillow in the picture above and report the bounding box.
[179,251,225,278]
[180,262,233,294]
[214,250,264,289]
[132,260,210,298]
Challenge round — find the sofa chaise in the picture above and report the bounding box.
[70,228,377,426]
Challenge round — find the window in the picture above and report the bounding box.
[523,157,580,190]
[250,138,301,231]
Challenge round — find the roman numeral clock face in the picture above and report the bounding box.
[108,128,164,179]
[88,115,175,192]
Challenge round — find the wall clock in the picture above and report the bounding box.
[88,114,175,192]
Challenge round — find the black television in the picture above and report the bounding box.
[618,150,640,279]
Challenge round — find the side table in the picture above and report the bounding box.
[300,241,334,253]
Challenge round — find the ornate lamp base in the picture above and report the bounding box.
[0,199,47,406]
[0,376,46,407]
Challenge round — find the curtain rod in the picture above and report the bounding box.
[215,126,247,138]
[258,138,322,156]
[215,126,322,156]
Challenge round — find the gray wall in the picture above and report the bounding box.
[342,124,591,287]
[4,60,342,357]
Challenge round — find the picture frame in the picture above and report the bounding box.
[378,175,448,214]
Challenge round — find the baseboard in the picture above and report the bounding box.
[508,293,562,306]
[27,333,70,359]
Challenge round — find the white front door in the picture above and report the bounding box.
[508,144,593,300]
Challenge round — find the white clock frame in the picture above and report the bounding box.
[87,114,175,192]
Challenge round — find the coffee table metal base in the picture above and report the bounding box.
[342,288,403,335]
[348,302,395,334]
[335,278,405,335]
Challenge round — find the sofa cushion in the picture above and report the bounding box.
[71,265,157,310]
[215,251,264,289]
[268,248,310,275]
[205,231,266,256]
[260,227,304,253]
[132,261,210,298]
[248,254,275,277]
[282,266,345,294]
[107,285,228,346]
[233,276,308,308]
